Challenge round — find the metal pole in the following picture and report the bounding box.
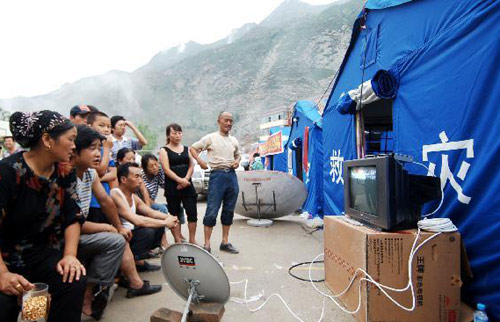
[181,286,195,322]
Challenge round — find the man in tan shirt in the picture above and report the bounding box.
[191,112,241,254]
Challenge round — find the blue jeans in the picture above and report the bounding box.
[151,203,168,213]
[203,170,239,227]
[152,202,186,224]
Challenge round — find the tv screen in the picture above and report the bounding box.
[349,166,378,216]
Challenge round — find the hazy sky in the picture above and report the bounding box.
[0,0,338,98]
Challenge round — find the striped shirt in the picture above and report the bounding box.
[76,169,97,218]
[141,168,165,201]
[111,136,142,161]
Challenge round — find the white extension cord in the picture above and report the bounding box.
[229,217,457,321]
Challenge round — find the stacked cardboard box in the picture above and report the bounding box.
[324,216,461,322]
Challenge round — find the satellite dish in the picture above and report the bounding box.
[161,244,230,321]
[236,171,307,226]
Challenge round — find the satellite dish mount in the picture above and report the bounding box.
[242,182,276,227]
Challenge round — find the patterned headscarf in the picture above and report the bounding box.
[10,110,70,148]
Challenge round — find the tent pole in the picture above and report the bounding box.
[356,111,365,158]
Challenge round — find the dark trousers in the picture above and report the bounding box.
[130,226,164,260]
[0,248,86,322]
[203,170,239,227]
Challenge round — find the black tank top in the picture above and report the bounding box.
[163,146,196,197]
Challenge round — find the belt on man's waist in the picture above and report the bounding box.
[211,168,235,173]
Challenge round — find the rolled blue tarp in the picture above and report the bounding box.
[371,69,399,99]
[334,92,356,115]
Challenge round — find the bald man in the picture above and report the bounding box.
[190,112,240,254]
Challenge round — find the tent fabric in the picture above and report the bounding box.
[302,126,324,218]
[332,69,399,115]
[285,100,324,217]
[322,107,356,216]
[365,0,413,10]
[324,0,500,319]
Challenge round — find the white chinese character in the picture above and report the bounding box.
[422,131,474,204]
[329,149,344,184]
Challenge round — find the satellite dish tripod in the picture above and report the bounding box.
[241,182,276,227]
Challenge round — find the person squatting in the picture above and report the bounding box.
[0,106,241,321]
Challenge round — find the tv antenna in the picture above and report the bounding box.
[161,244,230,322]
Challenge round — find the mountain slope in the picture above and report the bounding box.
[0,0,362,147]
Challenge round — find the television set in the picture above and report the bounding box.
[343,155,441,231]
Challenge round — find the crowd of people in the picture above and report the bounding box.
[0,105,242,321]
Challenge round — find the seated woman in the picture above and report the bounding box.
[140,153,166,213]
[0,110,87,322]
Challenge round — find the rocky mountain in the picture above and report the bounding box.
[0,0,362,148]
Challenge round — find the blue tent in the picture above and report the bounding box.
[325,0,500,319]
[268,126,291,172]
[285,100,323,217]
[322,106,356,216]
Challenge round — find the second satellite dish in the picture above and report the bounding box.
[235,171,307,219]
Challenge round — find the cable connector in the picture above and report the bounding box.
[393,153,413,163]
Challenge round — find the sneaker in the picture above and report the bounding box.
[136,261,161,272]
[126,280,162,298]
[219,243,239,254]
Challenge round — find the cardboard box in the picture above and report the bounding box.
[324,216,461,322]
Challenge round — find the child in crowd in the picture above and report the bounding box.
[87,111,119,223]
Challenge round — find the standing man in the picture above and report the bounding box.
[69,105,92,125]
[190,111,241,254]
[1,136,22,159]
[110,116,148,161]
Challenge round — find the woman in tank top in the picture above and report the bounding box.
[159,123,198,244]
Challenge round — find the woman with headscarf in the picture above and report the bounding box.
[0,110,87,322]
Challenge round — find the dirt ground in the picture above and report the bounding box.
[85,200,354,322]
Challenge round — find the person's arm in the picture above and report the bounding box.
[81,221,116,234]
[0,255,34,296]
[135,195,179,228]
[185,147,195,180]
[100,167,117,183]
[134,195,165,220]
[159,148,190,187]
[125,120,148,147]
[57,222,86,283]
[95,138,113,177]
[189,147,208,170]
[138,182,152,206]
[111,190,168,228]
[92,178,132,240]
[0,165,34,295]
[190,135,210,169]
[230,139,241,169]
[57,169,86,283]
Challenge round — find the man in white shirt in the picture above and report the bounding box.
[111,163,178,271]
[190,111,241,254]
